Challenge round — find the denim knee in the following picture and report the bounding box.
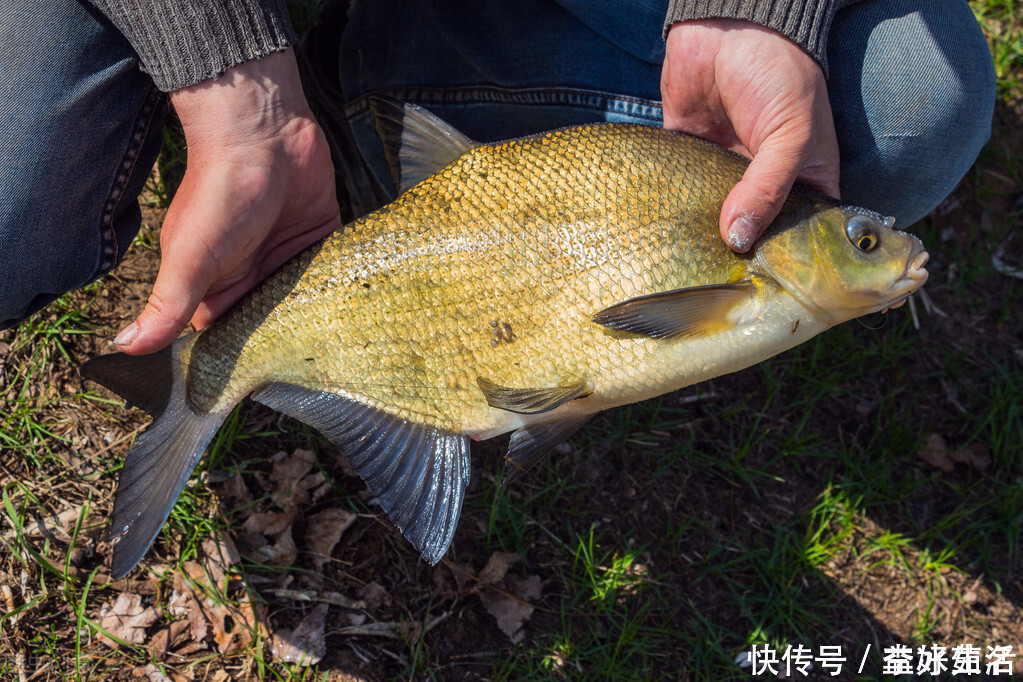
[828,0,995,227]
[0,0,166,328]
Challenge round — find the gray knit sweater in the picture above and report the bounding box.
[664,0,864,74]
[89,0,297,92]
[89,1,859,92]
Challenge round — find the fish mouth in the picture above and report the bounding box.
[881,249,929,313]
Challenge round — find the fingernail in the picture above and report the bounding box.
[727,215,757,253]
[114,322,138,348]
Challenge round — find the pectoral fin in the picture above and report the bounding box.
[252,384,470,564]
[477,376,590,415]
[592,281,755,340]
[503,415,592,487]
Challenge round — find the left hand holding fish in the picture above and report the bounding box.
[660,18,841,253]
[113,49,342,356]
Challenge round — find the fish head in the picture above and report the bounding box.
[756,202,929,326]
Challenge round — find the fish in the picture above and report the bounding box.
[82,97,929,578]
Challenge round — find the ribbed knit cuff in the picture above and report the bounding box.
[663,0,842,74]
[90,0,298,92]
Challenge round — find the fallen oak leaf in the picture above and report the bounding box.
[269,449,318,509]
[916,433,991,473]
[241,511,298,566]
[916,433,954,473]
[208,595,267,654]
[170,562,210,645]
[477,552,519,586]
[479,589,534,645]
[271,602,328,666]
[948,441,991,472]
[304,507,356,571]
[202,531,241,587]
[458,551,543,644]
[98,592,159,648]
[479,574,543,645]
[357,581,392,612]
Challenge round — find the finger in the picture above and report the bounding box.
[190,216,342,328]
[718,139,805,252]
[114,244,211,355]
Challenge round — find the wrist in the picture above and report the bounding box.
[169,48,313,147]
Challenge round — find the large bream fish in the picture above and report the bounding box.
[83,98,929,578]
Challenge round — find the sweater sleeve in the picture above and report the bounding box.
[663,0,862,74]
[88,0,298,92]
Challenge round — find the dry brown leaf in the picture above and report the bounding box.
[357,581,392,612]
[150,620,191,657]
[508,574,543,602]
[202,531,241,586]
[462,552,542,644]
[917,433,954,472]
[477,552,519,586]
[98,592,159,648]
[270,449,317,509]
[170,564,210,645]
[208,596,267,654]
[948,442,991,471]
[304,507,356,570]
[479,591,533,644]
[214,471,253,510]
[916,433,991,473]
[243,511,297,536]
[241,511,299,566]
[271,602,328,666]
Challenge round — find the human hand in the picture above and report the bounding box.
[114,48,341,355]
[660,19,840,252]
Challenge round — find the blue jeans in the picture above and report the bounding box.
[0,0,994,327]
[0,0,166,328]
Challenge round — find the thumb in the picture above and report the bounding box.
[719,140,804,253]
[114,242,210,355]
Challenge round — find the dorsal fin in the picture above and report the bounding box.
[368,95,478,194]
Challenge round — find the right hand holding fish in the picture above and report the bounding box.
[113,48,341,355]
[660,18,841,253]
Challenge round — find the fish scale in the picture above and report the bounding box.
[188,125,723,428]
[82,99,928,577]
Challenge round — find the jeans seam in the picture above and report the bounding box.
[97,84,164,275]
[347,85,663,121]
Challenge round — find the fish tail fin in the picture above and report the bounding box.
[81,339,230,579]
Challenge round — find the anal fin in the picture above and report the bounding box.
[503,415,592,487]
[252,383,470,564]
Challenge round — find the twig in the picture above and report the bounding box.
[81,424,147,463]
[263,588,366,610]
[330,611,451,639]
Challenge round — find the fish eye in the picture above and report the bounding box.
[846,215,880,252]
